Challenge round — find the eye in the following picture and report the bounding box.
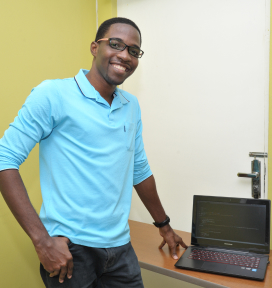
[111,42,120,48]
[110,39,124,50]
[129,48,140,57]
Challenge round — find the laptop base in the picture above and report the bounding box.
[175,246,269,281]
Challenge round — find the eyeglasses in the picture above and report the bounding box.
[96,38,144,58]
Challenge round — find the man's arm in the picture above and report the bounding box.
[134,175,188,259]
[0,169,73,283]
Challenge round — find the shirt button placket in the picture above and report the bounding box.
[108,110,114,126]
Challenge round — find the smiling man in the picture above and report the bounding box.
[0,18,187,288]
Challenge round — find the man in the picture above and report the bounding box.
[0,17,187,288]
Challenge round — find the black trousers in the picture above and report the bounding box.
[40,241,144,288]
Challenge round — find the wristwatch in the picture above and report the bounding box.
[153,215,170,228]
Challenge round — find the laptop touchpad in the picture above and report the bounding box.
[202,262,227,273]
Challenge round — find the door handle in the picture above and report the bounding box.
[237,172,259,179]
[237,159,260,198]
[237,152,268,199]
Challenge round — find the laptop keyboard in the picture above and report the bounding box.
[188,249,260,268]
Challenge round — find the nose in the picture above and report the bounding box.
[116,47,132,61]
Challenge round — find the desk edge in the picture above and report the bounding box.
[139,261,228,288]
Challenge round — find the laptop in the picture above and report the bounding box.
[175,195,270,280]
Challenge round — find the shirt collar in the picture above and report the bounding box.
[74,69,130,105]
[114,88,130,105]
[74,69,98,99]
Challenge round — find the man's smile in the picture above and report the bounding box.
[112,63,130,73]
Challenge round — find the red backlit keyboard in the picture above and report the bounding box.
[188,249,260,268]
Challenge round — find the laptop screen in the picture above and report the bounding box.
[191,196,271,254]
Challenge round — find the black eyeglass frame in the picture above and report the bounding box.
[96,38,144,58]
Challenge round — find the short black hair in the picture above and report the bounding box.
[95,17,142,45]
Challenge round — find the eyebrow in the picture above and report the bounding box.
[112,37,140,49]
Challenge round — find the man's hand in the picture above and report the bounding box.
[158,224,188,260]
[133,176,188,259]
[0,170,73,283]
[34,236,73,283]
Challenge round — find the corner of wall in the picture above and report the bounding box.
[97,0,117,27]
[269,0,272,245]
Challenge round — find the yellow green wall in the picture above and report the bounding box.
[0,0,97,286]
[97,0,117,26]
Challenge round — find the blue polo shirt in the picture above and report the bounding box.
[0,69,152,248]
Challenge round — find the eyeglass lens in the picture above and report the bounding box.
[109,39,142,58]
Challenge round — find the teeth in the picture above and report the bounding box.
[113,64,126,71]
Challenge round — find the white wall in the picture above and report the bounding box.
[118,0,270,232]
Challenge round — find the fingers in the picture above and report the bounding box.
[179,239,188,249]
[159,239,179,259]
[67,259,74,279]
[169,244,178,260]
[55,255,73,283]
[49,270,60,277]
[175,235,188,249]
[58,266,68,283]
[57,237,73,282]
[48,261,73,283]
[170,238,188,259]
[158,227,189,260]
[49,260,73,283]
[158,239,166,249]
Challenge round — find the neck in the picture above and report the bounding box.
[85,67,116,106]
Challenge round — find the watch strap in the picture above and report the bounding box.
[153,215,170,228]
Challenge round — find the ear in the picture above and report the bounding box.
[91,41,98,57]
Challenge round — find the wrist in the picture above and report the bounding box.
[153,215,170,228]
[159,223,171,233]
[31,231,51,247]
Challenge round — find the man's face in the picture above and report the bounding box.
[92,23,141,86]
